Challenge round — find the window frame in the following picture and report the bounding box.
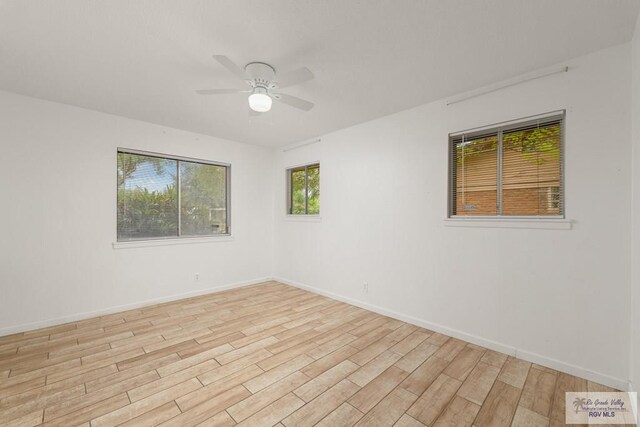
[116,148,231,242]
[286,162,320,216]
[447,111,565,219]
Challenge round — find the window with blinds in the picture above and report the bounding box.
[287,163,320,215]
[117,150,230,241]
[448,112,564,217]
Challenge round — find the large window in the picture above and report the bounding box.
[117,149,230,241]
[287,163,320,215]
[448,112,564,217]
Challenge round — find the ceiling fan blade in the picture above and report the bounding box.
[273,93,314,111]
[212,55,248,81]
[274,67,314,89]
[196,89,249,95]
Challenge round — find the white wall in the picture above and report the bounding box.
[631,14,640,395]
[274,43,633,388]
[0,91,274,334]
[0,39,635,392]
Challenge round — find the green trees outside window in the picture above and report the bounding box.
[288,163,320,215]
[117,151,229,241]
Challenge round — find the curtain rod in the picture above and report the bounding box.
[446,66,569,106]
[281,138,321,152]
[449,109,565,137]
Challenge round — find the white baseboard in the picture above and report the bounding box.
[3,274,630,391]
[628,381,639,413]
[0,277,273,337]
[274,276,630,391]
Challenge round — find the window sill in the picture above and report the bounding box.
[284,215,322,222]
[112,235,234,249]
[444,217,572,230]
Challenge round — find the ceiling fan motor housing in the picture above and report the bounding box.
[244,62,276,89]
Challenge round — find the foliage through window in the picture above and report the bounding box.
[117,150,229,241]
[449,113,564,217]
[287,163,320,215]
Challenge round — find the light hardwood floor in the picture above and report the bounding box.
[0,282,617,426]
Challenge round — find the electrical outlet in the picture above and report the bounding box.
[195,273,200,282]
[363,282,368,293]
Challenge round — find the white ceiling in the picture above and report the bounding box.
[1,1,638,147]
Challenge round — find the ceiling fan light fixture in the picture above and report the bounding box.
[197,56,314,113]
[248,88,272,112]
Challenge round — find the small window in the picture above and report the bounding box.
[287,163,320,215]
[449,113,564,217]
[117,149,230,241]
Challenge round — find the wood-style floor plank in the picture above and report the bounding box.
[512,405,550,427]
[433,395,480,426]
[348,365,408,413]
[234,393,304,427]
[282,379,360,427]
[406,373,462,426]
[355,387,418,426]
[519,366,558,417]
[0,281,618,427]
[293,359,358,402]
[315,402,364,426]
[228,371,308,422]
[473,380,521,427]
[498,356,532,389]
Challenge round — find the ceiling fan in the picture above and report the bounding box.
[196,55,315,114]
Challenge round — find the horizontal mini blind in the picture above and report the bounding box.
[501,118,562,216]
[450,133,498,216]
[117,152,179,240]
[180,160,228,236]
[117,150,230,241]
[449,112,564,217]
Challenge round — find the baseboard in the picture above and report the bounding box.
[4,274,629,391]
[0,277,273,337]
[628,381,639,410]
[274,276,630,391]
